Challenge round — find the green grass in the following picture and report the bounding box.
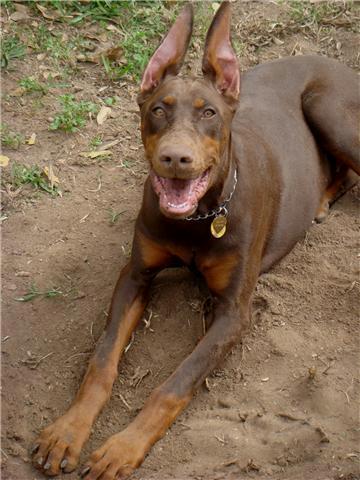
[50,94,98,132]
[19,77,48,95]
[0,0,15,9]
[104,97,116,106]
[0,124,23,149]
[34,24,82,62]
[1,35,26,69]
[3,2,177,81]
[287,1,353,27]
[107,29,153,80]
[11,163,59,196]
[108,208,125,225]
[89,135,103,148]
[27,0,132,24]
[15,284,63,302]
[13,23,89,67]
[100,2,176,81]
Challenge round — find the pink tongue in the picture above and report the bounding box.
[162,178,195,204]
[159,177,198,216]
[151,170,210,217]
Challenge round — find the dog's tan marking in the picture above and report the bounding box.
[198,252,238,294]
[315,165,349,222]
[193,98,205,109]
[128,389,191,444]
[200,135,223,167]
[143,133,161,161]
[31,264,147,476]
[138,232,172,268]
[83,390,191,479]
[162,95,176,106]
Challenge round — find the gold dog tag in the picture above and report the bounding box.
[210,215,227,238]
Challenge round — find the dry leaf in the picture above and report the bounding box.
[10,3,30,21]
[99,139,120,150]
[110,110,122,119]
[103,46,122,61]
[76,54,87,62]
[5,185,22,199]
[14,3,29,13]
[10,10,30,22]
[80,151,112,159]
[42,71,59,80]
[43,165,59,187]
[27,133,36,145]
[0,155,10,167]
[36,4,60,21]
[273,37,284,46]
[84,32,107,43]
[106,24,122,34]
[96,106,112,125]
[9,87,26,97]
[77,44,123,64]
[84,33,102,42]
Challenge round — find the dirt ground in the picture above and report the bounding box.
[1,1,359,480]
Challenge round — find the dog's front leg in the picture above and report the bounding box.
[31,233,170,476]
[80,261,252,480]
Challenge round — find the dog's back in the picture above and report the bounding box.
[232,55,359,270]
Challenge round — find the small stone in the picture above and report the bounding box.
[217,396,236,408]
[16,271,31,277]
[74,291,86,300]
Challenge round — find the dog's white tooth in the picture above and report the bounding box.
[168,202,188,209]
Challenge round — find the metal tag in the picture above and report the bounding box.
[210,215,227,238]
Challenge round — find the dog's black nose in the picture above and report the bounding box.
[161,155,192,165]
[159,148,194,169]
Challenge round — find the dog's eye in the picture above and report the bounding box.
[202,108,216,119]
[152,107,165,118]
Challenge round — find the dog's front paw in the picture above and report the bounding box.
[31,411,91,476]
[80,431,146,480]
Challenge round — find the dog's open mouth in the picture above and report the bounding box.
[150,169,211,218]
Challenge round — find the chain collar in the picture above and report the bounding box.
[185,168,238,221]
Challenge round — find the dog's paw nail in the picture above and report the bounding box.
[79,466,90,477]
[31,444,40,455]
[60,459,68,469]
[37,457,44,466]
[44,462,51,470]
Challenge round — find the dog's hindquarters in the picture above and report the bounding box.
[301,57,360,219]
[301,57,360,176]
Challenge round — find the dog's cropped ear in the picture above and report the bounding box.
[202,1,240,102]
[140,3,193,95]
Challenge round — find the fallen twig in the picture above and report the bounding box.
[118,393,131,411]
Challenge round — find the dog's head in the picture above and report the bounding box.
[138,2,240,219]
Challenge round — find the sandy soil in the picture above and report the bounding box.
[2,2,359,480]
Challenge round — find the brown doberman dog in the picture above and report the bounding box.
[32,2,359,479]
